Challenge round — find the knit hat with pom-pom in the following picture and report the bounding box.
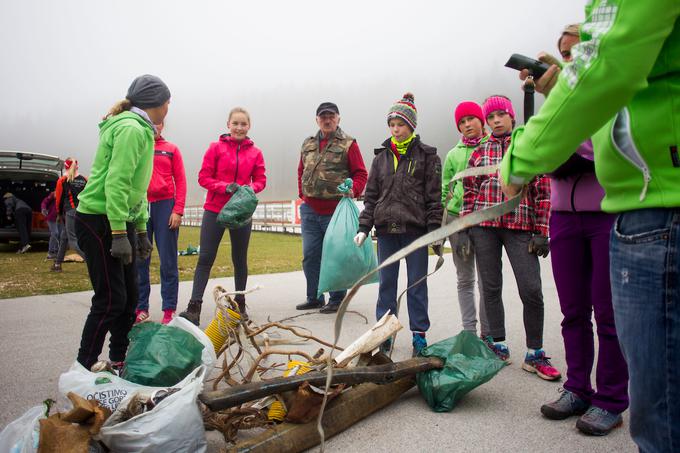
[387,92,417,130]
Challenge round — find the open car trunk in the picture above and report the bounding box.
[0,151,64,242]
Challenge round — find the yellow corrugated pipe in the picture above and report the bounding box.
[283,360,312,377]
[267,400,286,422]
[204,308,240,354]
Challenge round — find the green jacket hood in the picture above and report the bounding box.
[98,110,153,133]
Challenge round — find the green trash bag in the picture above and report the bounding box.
[416,330,506,412]
[317,179,378,296]
[216,185,258,229]
[122,323,205,387]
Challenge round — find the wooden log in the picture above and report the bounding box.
[226,376,416,453]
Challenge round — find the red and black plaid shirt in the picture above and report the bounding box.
[461,134,551,237]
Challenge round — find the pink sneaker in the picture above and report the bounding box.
[522,350,562,381]
[161,309,175,325]
[134,310,150,324]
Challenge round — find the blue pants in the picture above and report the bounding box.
[137,199,179,311]
[376,233,430,333]
[610,208,680,453]
[300,202,346,304]
[47,220,62,256]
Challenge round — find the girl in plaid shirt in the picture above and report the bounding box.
[460,95,560,381]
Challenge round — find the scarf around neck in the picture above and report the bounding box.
[390,132,416,155]
[462,133,487,147]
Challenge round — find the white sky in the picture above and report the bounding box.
[0,1,585,204]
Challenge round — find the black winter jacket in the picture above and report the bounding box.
[359,135,442,236]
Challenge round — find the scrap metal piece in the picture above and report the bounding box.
[200,356,443,412]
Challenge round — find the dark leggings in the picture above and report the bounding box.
[190,210,251,303]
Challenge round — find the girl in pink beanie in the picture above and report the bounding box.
[460,95,560,382]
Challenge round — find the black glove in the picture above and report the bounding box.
[454,230,472,261]
[110,234,133,264]
[528,235,550,258]
[225,183,240,194]
[136,231,153,261]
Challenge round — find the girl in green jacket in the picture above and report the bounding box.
[74,75,171,371]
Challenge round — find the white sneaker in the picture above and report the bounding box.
[16,244,31,254]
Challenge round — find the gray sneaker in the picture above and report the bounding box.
[541,389,589,420]
[576,406,623,436]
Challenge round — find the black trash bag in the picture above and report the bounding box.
[416,330,506,412]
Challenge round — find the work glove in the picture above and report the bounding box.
[528,234,550,258]
[225,183,240,194]
[454,230,472,261]
[354,232,367,247]
[110,234,133,265]
[136,231,153,261]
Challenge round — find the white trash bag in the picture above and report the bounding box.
[97,366,207,453]
[58,316,216,412]
[0,404,45,453]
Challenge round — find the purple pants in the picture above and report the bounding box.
[550,211,629,414]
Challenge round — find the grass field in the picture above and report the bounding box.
[0,227,303,299]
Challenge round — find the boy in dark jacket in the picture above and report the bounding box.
[356,93,443,356]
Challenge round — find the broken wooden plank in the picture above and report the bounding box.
[226,377,417,453]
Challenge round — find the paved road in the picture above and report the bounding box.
[0,254,636,452]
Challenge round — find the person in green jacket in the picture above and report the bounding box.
[441,101,488,336]
[74,74,171,371]
[500,1,680,451]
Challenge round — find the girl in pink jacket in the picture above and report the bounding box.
[180,107,266,325]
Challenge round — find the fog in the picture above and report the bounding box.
[0,1,584,205]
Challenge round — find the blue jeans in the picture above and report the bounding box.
[47,220,62,256]
[610,208,680,453]
[376,233,430,333]
[137,199,179,311]
[300,202,346,304]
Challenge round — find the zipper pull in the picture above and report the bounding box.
[639,167,651,201]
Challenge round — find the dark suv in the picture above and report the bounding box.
[0,151,64,243]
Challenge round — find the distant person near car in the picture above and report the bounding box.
[41,191,60,260]
[51,158,87,272]
[4,192,33,254]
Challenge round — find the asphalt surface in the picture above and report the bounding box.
[0,253,636,452]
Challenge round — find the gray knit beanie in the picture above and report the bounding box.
[126,74,171,109]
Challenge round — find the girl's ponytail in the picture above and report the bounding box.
[103,99,132,120]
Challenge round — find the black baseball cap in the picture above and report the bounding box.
[316,102,339,116]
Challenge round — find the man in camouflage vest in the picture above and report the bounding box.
[296,102,368,313]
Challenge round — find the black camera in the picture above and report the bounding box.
[505,54,551,79]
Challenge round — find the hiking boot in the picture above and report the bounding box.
[541,389,589,420]
[576,406,623,436]
[134,310,150,324]
[295,299,324,310]
[412,333,427,357]
[522,349,562,381]
[161,310,175,325]
[236,299,249,321]
[179,300,202,326]
[319,302,340,314]
[379,338,392,355]
[16,244,31,254]
[482,336,511,363]
[50,262,62,272]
